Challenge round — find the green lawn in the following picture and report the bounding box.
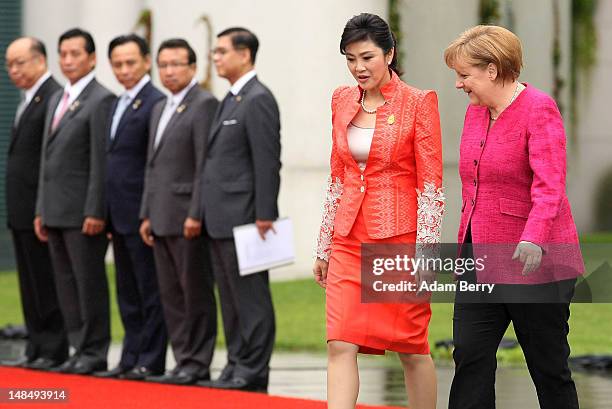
[1,233,611,365]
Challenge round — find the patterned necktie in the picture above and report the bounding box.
[110,94,131,140]
[51,91,70,131]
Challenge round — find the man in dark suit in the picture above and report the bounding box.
[201,27,281,392]
[34,28,114,375]
[94,34,167,380]
[139,39,218,385]
[3,37,68,370]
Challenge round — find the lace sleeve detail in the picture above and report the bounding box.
[315,176,344,261]
[416,181,445,244]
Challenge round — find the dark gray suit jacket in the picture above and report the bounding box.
[140,85,218,236]
[7,76,61,230]
[36,78,114,228]
[202,76,281,239]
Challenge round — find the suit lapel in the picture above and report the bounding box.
[48,79,97,140]
[115,84,148,136]
[109,82,152,151]
[151,84,198,160]
[10,77,55,151]
[106,97,120,150]
[208,76,257,146]
[44,91,62,140]
[147,101,164,162]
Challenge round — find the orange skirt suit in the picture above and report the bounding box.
[316,72,445,354]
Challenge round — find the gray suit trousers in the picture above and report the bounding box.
[152,235,217,376]
[208,238,275,384]
[46,228,110,365]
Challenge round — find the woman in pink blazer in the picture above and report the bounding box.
[444,25,583,409]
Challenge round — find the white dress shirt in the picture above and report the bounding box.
[230,70,256,95]
[24,71,52,105]
[14,72,52,125]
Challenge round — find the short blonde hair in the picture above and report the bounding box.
[444,25,523,83]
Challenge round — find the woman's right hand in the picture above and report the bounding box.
[313,258,329,289]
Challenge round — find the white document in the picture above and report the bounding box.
[233,218,295,276]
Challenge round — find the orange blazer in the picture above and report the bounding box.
[316,72,444,260]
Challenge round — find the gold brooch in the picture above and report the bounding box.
[177,104,186,113]
[387,114,395,125]
[132,99,142,110]
[69,100,80,111]
[34,96,41,103]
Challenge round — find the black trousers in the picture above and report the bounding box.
[449,299,579,409]
[11,229,68,362]
[449,228,579,409]
[112,232,167,372]
[46,228,110,365]
[152,235,216,377]
[208,238,275,386]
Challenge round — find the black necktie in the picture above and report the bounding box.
[217,92,234,120]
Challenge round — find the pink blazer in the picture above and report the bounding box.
[458,84,584,283]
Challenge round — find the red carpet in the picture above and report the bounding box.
[0,367,403,408]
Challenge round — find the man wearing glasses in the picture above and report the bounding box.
[200,27,281,393]
[3,37,68,370]
[139,38,218,385]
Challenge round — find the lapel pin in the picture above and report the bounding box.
[132,99,142,110]
[69,100,80,111]
[177,104,186,113]
[387,114,395,125]
[235,95,242,102]
[34,96,41,103]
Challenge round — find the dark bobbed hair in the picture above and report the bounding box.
[217,27,259,64]
[29,37,47,58]
[108,34,150,59]
[340,13,402,76]
[58,28,95,54]
[157,38,196,64]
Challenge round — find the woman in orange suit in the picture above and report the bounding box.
[312,13,444,409]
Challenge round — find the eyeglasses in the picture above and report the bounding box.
[157,61,191,70]
[209,46,247,58]
[5,56,37,71]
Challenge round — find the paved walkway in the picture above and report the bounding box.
[3,340,612,408]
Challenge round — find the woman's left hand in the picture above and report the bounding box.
[415,267,435,296]
[512,241,542,275]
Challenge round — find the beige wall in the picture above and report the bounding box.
[24,0,604,279]
[569,0,612,232]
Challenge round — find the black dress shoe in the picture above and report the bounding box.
[209,377,268,393]
[147,369,200,385]
[122,366,163,381]
[93,366,130,378]
[70,359,106,375]
[49,356,79,373]
[26,357,62,371]
[217,365,234,382]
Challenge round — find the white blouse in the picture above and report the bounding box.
[347,123,374,171]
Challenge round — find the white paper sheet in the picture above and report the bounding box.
[233,218,295,276]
